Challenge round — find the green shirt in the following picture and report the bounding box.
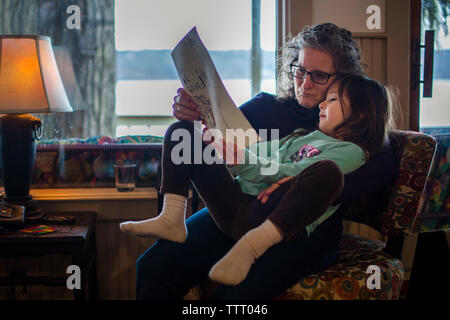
[229,129,367,235]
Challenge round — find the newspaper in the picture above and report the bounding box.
[171,27,259,148]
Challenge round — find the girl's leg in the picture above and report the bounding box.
[266,159,344,239]
[209,160,344,285]
[209,219,283,285]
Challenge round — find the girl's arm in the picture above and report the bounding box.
[230,142,366,185]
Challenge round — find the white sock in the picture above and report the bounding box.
[119,193,187,243]
[209,219,283,285]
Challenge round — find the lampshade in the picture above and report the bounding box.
[0,35,73,113]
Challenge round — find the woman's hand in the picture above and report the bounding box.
[173,88,201,121]
[257,176,294,204]
[174,88,215,146]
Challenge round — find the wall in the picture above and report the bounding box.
[312,0,386,33]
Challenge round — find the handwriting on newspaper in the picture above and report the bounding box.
[172,30,216,129]
[179,70,215,125]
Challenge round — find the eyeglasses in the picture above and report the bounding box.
[289,63,336,85]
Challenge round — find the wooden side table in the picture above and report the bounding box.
[0,212,97,300]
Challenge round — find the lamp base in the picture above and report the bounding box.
[0,201,25,228]
[2,196,43,220]
[0,114,44,221]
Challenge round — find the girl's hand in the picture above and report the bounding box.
[173,88,201,121]
[257,176,294,204]
[211,137,245,166]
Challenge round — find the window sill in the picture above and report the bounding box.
[1,188,189,220]
[29,187,159,201]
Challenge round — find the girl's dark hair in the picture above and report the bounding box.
[282,74,394,158]
[330,74,392,156]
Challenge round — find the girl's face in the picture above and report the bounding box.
[318,82,349,136]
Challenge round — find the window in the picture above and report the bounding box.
[0,0,276,140]
[115,0,277,137]
[419,2,450,132]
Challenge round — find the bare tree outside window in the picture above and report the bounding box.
[0,0,116,139]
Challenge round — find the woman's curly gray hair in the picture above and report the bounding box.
[277,23,365,100]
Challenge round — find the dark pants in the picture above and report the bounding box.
[136,121,345,299]
[160,121,343,240]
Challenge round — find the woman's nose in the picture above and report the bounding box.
[302,74,314,89]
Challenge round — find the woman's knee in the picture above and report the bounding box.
[136,240,182,299]
[165,121,194,139]
[136,240,175,278]
[136,243,159,279]
[136,240,181,290]
[163,121,197,152]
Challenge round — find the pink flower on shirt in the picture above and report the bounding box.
[290,145,321,162]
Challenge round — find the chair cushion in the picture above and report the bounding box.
[275,233,404,300]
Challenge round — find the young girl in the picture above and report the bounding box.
[120,74,391,286]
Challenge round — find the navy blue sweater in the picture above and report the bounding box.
[239,92,397,204]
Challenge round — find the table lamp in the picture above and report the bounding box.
[0,35,73,219]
